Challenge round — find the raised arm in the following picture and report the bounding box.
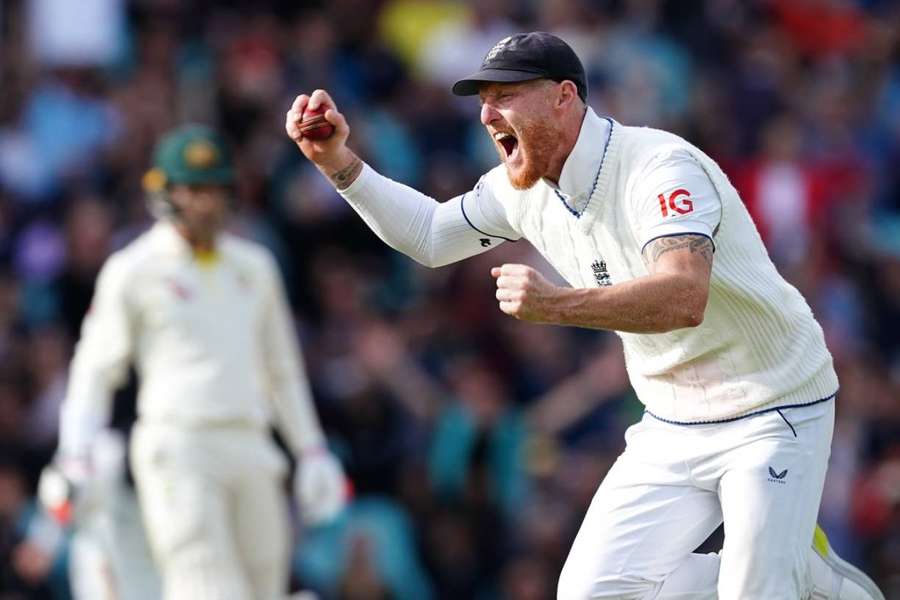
[286,90,519,267]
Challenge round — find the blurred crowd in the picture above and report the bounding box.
[1,0,899,598]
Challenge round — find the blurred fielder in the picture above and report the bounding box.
[48,125,346,600]
[286,32,884,600]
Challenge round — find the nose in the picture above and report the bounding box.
[195,186,229,204]
[480,102,500,126]
[191,189,230,215]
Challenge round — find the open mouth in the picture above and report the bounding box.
[494,132,519,160]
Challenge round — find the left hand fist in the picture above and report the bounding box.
[294,448,349,527]
[491,263,560,323]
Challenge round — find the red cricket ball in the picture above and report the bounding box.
[300,106,335,141]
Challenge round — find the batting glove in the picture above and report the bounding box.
[40,430,128,525]
[38,456,92,525]
[293,448,348,526]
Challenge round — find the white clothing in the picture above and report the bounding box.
[59,221,324,458]
[57,221,331,599]
[557,399,834,599]
[339,108,838,423]
[335,163,511,268]
[336,106,848,598]
[130,421,290,600]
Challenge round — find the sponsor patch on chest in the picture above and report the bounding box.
[165,276,193,301]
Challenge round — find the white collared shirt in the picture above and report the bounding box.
[340,109,837,422]
[59,222,324,459]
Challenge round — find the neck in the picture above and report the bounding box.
[544,106,587,185]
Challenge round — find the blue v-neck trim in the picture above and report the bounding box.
[553,117,615,219]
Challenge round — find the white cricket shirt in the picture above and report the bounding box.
[59,222,324,458]
[340,108,838,422]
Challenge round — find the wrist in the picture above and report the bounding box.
[297,441,328,459]
[317,149,363,190]
[538,285,571,325]
[56,454,92,481]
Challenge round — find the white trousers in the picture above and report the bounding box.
[558,399,835,599]
[130,422,291,600]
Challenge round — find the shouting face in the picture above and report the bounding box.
[479,80,569,190]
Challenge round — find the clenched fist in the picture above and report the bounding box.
[491,263,562,323]
[286,90,362,189]
[285,90,348,151]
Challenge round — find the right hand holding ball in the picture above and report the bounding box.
[286,90,357,179]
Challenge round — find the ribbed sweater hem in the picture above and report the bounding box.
[641,361,839,424]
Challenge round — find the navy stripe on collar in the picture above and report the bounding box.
[553,117,615,219]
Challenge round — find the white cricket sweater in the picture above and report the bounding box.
[498,118,838,422]
[340,110,838,422]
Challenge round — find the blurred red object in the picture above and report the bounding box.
[770,0,867,58]
[850,455,900,537]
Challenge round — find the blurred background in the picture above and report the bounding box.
[1,0,899,598]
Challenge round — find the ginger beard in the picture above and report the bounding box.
[494,113,560,190]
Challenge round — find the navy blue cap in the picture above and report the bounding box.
[452,32,588,102]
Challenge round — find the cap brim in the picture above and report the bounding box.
[452,69,545,96]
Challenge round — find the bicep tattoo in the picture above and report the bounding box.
[643,234,714,271]
[329,156,363,190]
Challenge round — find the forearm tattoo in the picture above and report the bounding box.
[329,157,363,190]
[643,234,714,270]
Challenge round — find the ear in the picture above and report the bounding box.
[554,80,579,110]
